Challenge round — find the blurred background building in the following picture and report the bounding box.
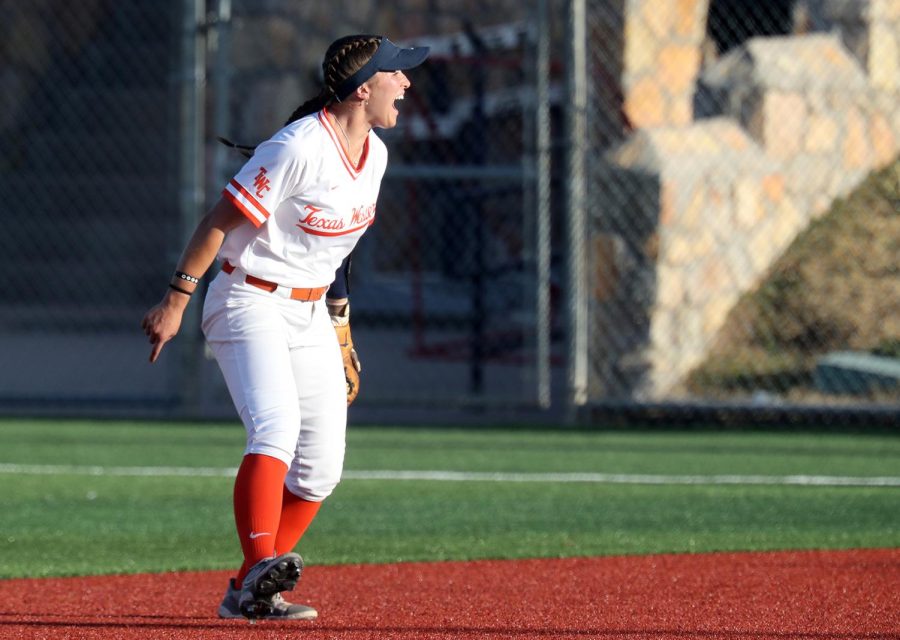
[1,0,898,424]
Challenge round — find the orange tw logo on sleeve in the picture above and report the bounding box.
[253,167,271,198]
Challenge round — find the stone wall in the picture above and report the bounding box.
[592,0,900,400]
[621,0,709,128]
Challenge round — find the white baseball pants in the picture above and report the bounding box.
[201,270,347,501]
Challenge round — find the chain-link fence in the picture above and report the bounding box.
[584,0,900,422]
[1,0,897,422]
[0,0,182,412]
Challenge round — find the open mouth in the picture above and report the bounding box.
[393,94,404,111]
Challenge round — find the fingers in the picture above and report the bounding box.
[149,340,164,364]
[350,348,362,373]
[147,331,169,363]
[142,312,167,364]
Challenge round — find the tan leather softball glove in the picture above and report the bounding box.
[328,300,361,405]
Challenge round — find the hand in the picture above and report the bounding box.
[334,323,361,405]
[141,291,189,363]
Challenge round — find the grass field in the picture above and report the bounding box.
[1,419,898,579]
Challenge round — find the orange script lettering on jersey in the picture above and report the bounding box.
[296,205,345,232]
[254,167,271,198]
[350,203,376,226]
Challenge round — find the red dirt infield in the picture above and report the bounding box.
[0,548,897,639]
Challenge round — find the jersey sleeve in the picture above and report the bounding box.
[222,136,306,228]
[326,253,352,300]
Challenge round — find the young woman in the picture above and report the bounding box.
[141,34,429,620]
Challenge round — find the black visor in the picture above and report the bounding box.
[334,38,430,101]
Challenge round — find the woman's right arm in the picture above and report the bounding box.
[141,196,248,363]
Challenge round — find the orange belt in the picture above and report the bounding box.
[222,262,328,302]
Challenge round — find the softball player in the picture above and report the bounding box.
[141,34,429,620]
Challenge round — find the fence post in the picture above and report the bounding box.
[210,0,233,198]
[529,0,553,409]
[175,0,207,415]
[565,0,589,420]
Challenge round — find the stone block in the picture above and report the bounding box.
[761,173,786,204]
[748,221,779,273]
[675,0,708,39]
[805,114,840,153]
[869,22,899,89]
[734,177,764,229]
[771,196,807,253]
[658,44,701,94]
[656,263,684,308]
[669,95,695,126]
[870,111,898,166]
[703,294,735,335]
[759,91,808,159]
[664,233,693,267]
[681,183,706,230]
[699,257,730,295]
[843,106,871,169]
[722,245,756,291]
[624,77,666,128]
[640,0,677,39]
[624,17,658,73]
[692,226,717,260]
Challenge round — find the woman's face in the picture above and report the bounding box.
[364,70,411,129]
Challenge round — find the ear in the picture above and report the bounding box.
[354,81,373,103]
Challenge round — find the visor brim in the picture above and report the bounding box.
[378,43,430,71]
[333,37,430,101]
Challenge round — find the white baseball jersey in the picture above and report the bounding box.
[220,107,388,287]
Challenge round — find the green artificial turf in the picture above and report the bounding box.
[0,419,897,578]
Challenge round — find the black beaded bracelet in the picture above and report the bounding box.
[169,283,193,296]
[174,270,200,284]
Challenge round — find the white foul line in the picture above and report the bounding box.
[0,463,898,487]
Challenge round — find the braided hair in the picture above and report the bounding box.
[218,35,382,158]
[284,35,382,125]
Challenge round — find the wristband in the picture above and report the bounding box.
[174,271,200,284]
[169,283,193,296]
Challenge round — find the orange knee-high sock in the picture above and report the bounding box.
[233,484,322,585]
[274,486,322,556]
[233,453,288,586]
